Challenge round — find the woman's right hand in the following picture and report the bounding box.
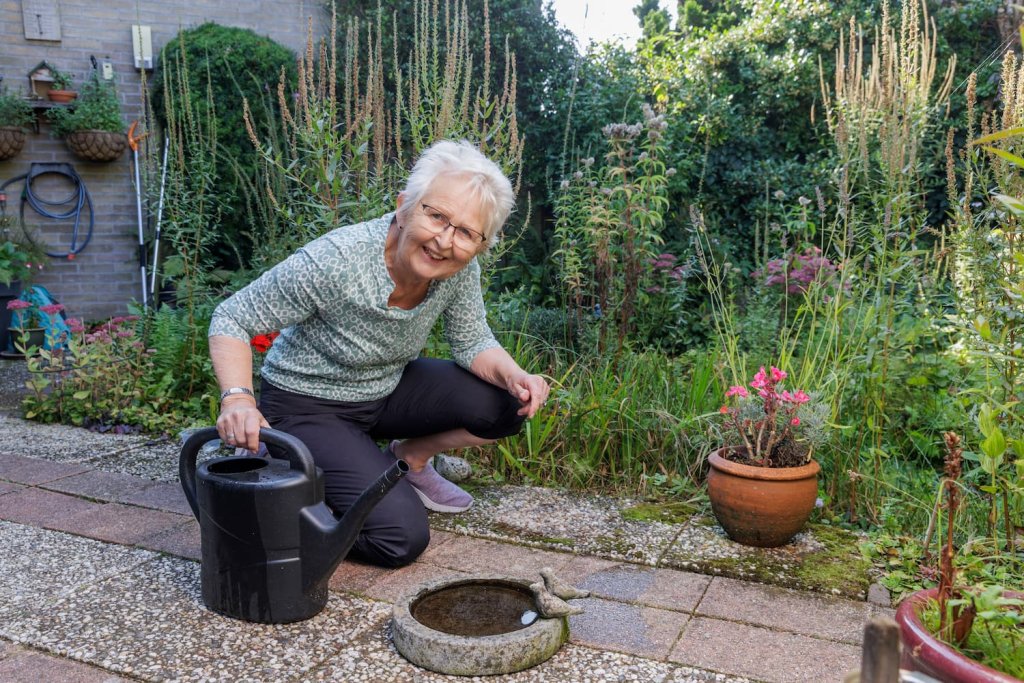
[216,396,271,453]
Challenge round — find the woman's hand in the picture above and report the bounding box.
[216,396,270,453]
[506,371,550,419]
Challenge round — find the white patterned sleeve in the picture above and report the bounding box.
[208,238,337,341]
[443,259,501,369]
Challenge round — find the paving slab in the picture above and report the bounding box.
[561,560,711,613]
[0,414,149,462]
[660,518,871,599]
[568,597,691,660]
[329,558,394,595]
[51,503,187,545]
[137,519,201,560]
[0,481,23,496]
[0,452,92,485]
[4,553,394,682]
[119,481,192,515]
[0,521,155,622]
[696,576,872,645]
[669,617,861,683]
[431,485,682,565]
[360,561,470,602]
[39,468,156,502]
[0,648,130,682]
[0,639,16,659]
[421,533,574,579]
[0,488,102,526]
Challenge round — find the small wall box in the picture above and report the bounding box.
[132,25,153,70]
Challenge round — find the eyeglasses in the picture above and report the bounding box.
[419,204,487,250]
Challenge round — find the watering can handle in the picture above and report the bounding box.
[178,427,318,520]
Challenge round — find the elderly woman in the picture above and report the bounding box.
[209,140,548,567]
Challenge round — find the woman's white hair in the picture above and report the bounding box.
[398,140,515,248]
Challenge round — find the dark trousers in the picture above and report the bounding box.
[258,357,525,567]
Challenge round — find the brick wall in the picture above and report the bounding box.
[0,0,326,321]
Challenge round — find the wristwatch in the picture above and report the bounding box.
[219,386,255,402]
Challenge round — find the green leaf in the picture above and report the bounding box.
[982,146,1024,168]
[1011,439,1024,458]
[980,429,1006,465]
[978,403,997,437]
[974,126,1024,145]
[993,193,1024,216]
[72,390,90,400]
[973,317,992,341]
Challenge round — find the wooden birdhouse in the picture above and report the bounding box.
[28,61,56,99]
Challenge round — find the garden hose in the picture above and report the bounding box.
[0,162,94,259]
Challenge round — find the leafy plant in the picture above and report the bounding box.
[45,73,124,136]
[0,88,33,128]
[0,242,36,286]
[49,68,74,91]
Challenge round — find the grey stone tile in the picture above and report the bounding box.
[421,534,573,580]
[567,597,690,660]
[92,439,222,484]
[0,481,23,496]
[430,485,680,565]
[669,617,861,683]
[0,488,101,526]
[119,481,192,515]
[9,555,393,682]
[136,519,201,561]
[39,469,154,502]
[0,453,92,485]
[329,558,394,596]
[0,521,155,622]
[696,576,872,645]
[360,562,469,603]
[50,503,187,545]
[0,639,17,659]
[564,561,711,613]
[0,649,129,682]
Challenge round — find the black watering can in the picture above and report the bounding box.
[179,427,408,624]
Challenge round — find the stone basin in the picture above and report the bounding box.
[391,574,568,676]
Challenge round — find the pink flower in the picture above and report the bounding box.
[750,367,768,390]
[790,417,800,426]
[791,390,810,404]
[65,318,85,333]
[770,366,787,382]
[40,303,64,315]
[6,299,31,311]
[725,385,749,398]
[719,405,730,414]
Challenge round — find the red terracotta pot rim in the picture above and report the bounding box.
[708,448,820,481]
[895,587,1023,683]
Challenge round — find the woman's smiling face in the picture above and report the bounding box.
[392,173,489,283]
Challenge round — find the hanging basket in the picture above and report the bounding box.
[0,126,27,161]
[65,130,127,162]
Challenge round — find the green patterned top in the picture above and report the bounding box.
[208,213,500,401]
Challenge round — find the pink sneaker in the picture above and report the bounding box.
[387,441,473,513]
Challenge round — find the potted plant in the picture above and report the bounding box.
[706,365,828,547]
[4,298,60,354]
[0,232,44,353]
[45,73,126,162]
[895,432,1024,682]
[0,87,33,160]
[47,68,77,103]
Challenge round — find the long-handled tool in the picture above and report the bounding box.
[127,121,151,310]
[148,135,169,309]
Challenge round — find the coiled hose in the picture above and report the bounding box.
[0,162,93,258]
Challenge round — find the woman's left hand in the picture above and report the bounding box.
[507,372,550,419]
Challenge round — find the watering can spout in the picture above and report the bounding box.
[300,458,409,591]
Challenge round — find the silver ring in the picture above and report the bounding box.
[226,433,235,441]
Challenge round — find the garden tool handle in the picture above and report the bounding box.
[127,121,150,152]
[179,427,318,520]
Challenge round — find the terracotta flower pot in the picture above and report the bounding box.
[47,90,78,104]
[895,587,1023,683]
[706,447,820,547]
[65,130,127,162]
[0,126,27,160]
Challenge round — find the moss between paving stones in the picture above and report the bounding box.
[621,501,696,525]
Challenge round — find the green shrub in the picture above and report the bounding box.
[151,23,296,268]
[0,87,33,128]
